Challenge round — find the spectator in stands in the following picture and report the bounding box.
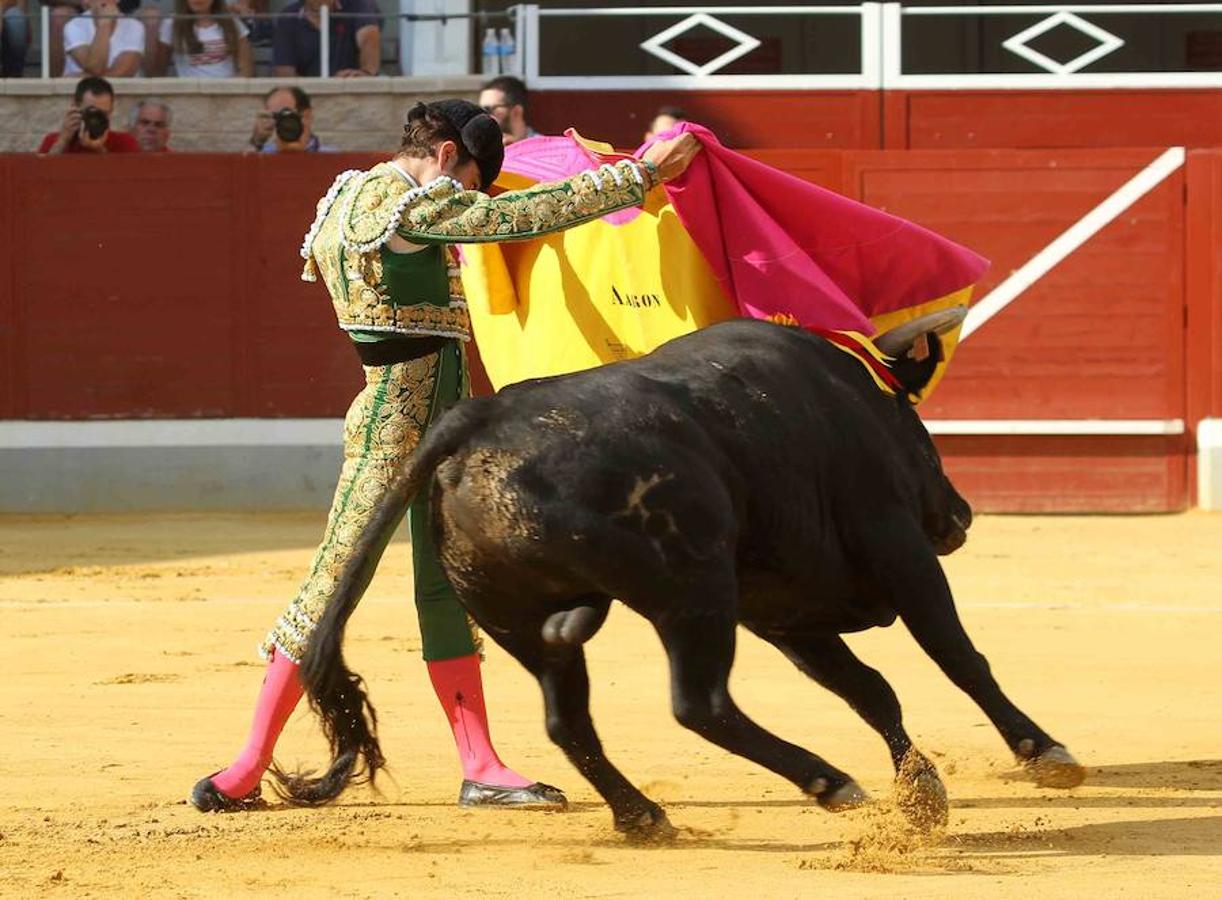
[478,75,537,146]
[62,0,144,78]
[273,0,380,78]
[230,0,273,47]
[148,0,253,77]
[1,0,29,77]
[135,3,161,76]
[131,98,172,152]
[644,105,687,142]
[38,75,140,154]
[249,84,335,153]
[46,0,81,77]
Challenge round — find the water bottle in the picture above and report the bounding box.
[498,26,517,75]
[481,28,499,76]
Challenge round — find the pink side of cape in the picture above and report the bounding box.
[497,126,989,333]
[646,123,989,333]
[502,134,644,227]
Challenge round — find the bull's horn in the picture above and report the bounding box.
[874,306,969,356]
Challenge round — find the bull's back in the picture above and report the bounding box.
[471,321,903,517]
[472,321,896,540]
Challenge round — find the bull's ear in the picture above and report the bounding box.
[889,332,944,403]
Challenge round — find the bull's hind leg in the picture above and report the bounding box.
[764,632,948,827]
[651,601,867,812]
[871,522,1086,789]
[494,630,672,839]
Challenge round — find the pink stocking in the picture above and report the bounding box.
[211,648,305,798]
[427,654,532,787]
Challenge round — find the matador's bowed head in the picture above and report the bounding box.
[407,100,504,192]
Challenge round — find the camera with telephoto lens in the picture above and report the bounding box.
[80,106,109,141]
[273,108,304,144]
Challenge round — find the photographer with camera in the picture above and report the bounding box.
[248,85,334,154]
[38,76,139,154]
[61,0,144,77]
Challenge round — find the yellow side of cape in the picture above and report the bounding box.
[461,184,736,391]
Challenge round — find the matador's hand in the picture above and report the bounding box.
[642,132,702,184]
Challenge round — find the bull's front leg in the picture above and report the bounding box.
[654,606,868,812]
[867,516,1086,789]
[764,631,948,828]
[502,633,673,839]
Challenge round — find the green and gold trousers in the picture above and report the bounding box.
[259,339,480,664]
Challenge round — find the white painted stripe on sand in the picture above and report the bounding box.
[958,602,1222,613]
[960,147,1186,341]
[924,419,1185,436]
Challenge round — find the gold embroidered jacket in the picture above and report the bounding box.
[301,159,656,341]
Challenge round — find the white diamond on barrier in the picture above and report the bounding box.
[639,13,762,78]
[1002,11,1125,75]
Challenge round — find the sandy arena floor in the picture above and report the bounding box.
[1,511,1219,898]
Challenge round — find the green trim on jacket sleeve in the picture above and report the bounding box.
[394,160,650,245]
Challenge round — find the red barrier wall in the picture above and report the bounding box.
[2,149,1216,511]
[1186,150,1222,502]
[1187,151,1222,425]
[882,90,1222,151]
[532,91,882,151]
[855,149,1185,421]
[534,89,1222,151]
[1,154,376,420]
[846,148,1189,512]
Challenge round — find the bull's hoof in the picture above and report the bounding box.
[813,777,870,812]
[1026,744,1087,789]
[894,751,949,830]
[616,805,678,844]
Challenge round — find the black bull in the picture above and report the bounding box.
[286,319,1085,837]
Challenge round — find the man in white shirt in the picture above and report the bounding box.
[62,0,143,77]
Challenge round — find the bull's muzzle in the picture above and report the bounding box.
[933,508,972,555]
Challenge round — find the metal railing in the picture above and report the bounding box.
[517,2,1222,90]
[521,5,881,90]
[15,3,1222,87]
[886,3,1222,89]
[29,7,522,79]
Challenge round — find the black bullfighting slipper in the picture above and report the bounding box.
[190,773,265,813]
[457,780,568,810]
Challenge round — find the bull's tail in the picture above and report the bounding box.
[271,403,490,806]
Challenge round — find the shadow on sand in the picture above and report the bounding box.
[948,814,1222,859]
[996,758,1222,790]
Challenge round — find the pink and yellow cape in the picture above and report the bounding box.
[460,124,988,401]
